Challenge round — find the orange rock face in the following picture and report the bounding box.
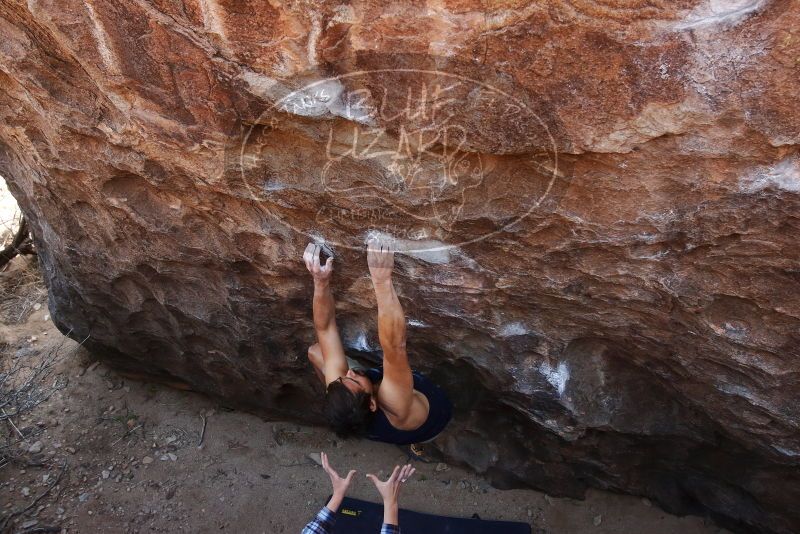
[0,1,798,532]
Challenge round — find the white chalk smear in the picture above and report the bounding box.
[307,232,326,244]
[674,0,766,30]
[350,331,371,352]
[262,180,289,192]
[279,79,376,126]
[364,230,453,264]
[240,70,280,98]
[408,319,429,327]
[772,445,800,457]
[740,156,800,193]
[539,361,570,396]
[499,322,528,337]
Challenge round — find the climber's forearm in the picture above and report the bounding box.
[373,279,407,356]
[366,238,412,396]
[313,279,337,331]
[312,279,348,381]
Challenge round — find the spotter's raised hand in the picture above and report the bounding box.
[321,451,356,497]
[366,463,415,505]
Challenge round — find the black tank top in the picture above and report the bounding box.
[364,367,453,445]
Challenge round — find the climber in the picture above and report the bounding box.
[303,236,452,460]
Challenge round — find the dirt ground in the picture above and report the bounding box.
[0,255,731,534]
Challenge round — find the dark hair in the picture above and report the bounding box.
[323,381,374,438]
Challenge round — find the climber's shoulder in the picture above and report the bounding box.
[380,388,430,431]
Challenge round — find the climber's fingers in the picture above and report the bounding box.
[366,236,379,255]
[305,243,334,276]
[303,242,316,271]
[366,236,394,262]
[311,243,321,271]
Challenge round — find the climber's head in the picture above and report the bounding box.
[323,369,377,438]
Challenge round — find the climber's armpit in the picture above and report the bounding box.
[317,325,348,386]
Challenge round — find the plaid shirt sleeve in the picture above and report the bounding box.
[381,523,401,534]
[301,506,336,534]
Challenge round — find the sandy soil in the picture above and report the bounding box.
[0,255,730,534]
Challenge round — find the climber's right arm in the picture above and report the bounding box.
[304,243,348,384]
[367,237,415,421]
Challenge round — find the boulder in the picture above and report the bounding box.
[0,1,798,532]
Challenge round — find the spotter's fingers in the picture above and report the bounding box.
[320,451,329,471]
[401,465,415,482]
[387,465,401,483]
